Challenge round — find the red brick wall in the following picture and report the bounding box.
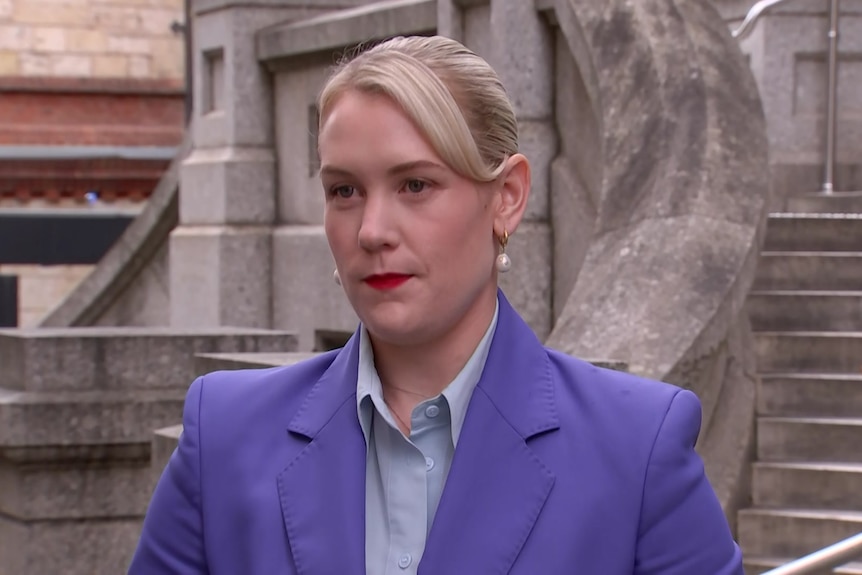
[0,76,184,204]
[0,76,184,146]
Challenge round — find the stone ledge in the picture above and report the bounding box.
[195,351,319,372]
[0,328,298,392]
[194,0,372,16]
[0,388,186,447]
[587,360,628,372]
[257,0,436,66]
[152,424,184,481]
[0,458,152,521]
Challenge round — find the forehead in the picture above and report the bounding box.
[318,90,443,172]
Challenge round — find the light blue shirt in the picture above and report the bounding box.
[357,301,499,575]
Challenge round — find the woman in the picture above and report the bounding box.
[130,35,743,574]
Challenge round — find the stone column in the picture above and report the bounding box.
[170,0,275,328]
[170,1,335,329]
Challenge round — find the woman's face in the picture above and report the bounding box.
[319,90,500,348]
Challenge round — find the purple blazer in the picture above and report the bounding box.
[130,294,743,574]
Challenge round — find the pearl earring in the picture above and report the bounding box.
[333,269,342,286]
[496,229,511,273]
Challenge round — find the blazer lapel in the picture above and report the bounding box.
[420,293,560,574]
[276,334,366,575]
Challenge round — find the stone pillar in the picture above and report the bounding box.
[170,0,277,328]
[171,1,342,329]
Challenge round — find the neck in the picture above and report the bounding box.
[370,289,497,411]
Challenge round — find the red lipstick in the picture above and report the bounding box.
[365,274,411,290]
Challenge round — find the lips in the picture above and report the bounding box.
[364,273,412,290]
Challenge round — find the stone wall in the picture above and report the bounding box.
[0,327,298,575]
[0,0,184,79]
[714,0,862,200]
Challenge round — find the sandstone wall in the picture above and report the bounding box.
[0,264,92,326]
[0,0,184,80]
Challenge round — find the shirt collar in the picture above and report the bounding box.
[356,297,499,447]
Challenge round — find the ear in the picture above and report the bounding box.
[493,153,531,238]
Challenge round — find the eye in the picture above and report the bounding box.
[330,185,356,199]
[404,179,428,194]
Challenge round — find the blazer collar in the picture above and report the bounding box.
[284,291,558,441]
[476,290,560,439]
[278,291,560,574]
[278,332,366,575]
[286,330,361,439]
[420,291,559,573]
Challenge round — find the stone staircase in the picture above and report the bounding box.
[740,192,862,574]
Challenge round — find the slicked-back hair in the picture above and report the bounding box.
[318,35,519,182]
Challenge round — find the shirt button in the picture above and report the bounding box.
[425,405,440,418]
[398,553,412,569]
[425,456,435,471]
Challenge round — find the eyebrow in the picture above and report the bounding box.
[319,159,447,178]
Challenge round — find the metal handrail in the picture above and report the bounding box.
[823,0,840,194]
[763,532,862,574]
[732,0,842,194]
[732,0,791,39]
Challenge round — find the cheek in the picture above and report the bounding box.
[427,214,492,268]
[324,212,350,260]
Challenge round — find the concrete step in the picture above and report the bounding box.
[745,556,862,575]
[0,387,186,448]
[748,291,862,331]
[738,508,862,559]
[764,213,862,252]
[759,373,862,417]
[758,417,862,463]
[755,252,862,291]
[753,462,862,509]
[786,191,862,214]
[755,331,862,373]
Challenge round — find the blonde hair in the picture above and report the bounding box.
[318,36,518,182]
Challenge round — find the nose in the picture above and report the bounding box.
[357,192,398,252]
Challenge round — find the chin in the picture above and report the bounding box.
[361,310,431,347]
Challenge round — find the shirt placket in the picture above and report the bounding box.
[377,414,427,575]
